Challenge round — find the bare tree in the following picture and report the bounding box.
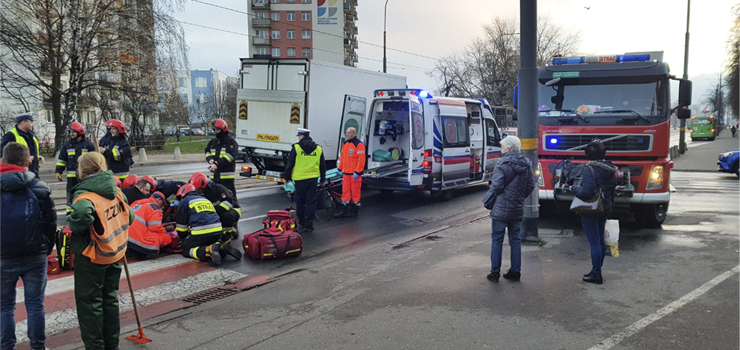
[209,76,238,127]
[702,80,727,118]
[430,16,580,106]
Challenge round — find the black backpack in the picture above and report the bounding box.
[1,185,42,251]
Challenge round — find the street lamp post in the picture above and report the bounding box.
[679,0,691,154]
[383,0,389,73]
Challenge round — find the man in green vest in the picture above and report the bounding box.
[1,113,44,176]
[284,128,326,233]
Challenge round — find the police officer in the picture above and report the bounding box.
[55,122,95,214]
[189,172,242,259]
[1,113,44,176]
[99,119,133,180]
[174,184,224,266]
[336,126,366,218]
[204,119,238,196]
[284,128,326,233]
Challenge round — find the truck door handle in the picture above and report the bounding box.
[464,148,470,153]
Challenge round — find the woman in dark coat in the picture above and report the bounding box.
[483,136,535,282]
[569,141,618,284]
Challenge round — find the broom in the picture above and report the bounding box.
[122,256,152,343]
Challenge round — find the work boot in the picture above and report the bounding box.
[222,244,242,260]
[348,202,360,217]
[207,242,222,266]
[334,203,350,218]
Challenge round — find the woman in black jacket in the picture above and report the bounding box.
[569,141,618,285]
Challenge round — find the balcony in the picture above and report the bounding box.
[252,18,271,27]
[343,37,356,48]
[251,0,270,9]
[253,37,270,46]
[343,2,356,15]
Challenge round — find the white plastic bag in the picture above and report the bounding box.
[604,219,620,257]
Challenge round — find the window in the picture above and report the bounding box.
[302,47,310,57]
[287,12,295,21]
[301,0,310,3]
[272,47,281,57]
[256,29,268,38]
[442,117,469,147]
[46,109,52,123]
[180,93,188,102]
[270,0,279,3]
[287,30,296,39]
[178,77,185,87]
[287,47,296,57]
[194,77,207,88]
[256,11,268,19]
[302,30,310,39]
[301,12,310,21]
[485,119,500,146]
[255,47,269,55]
[271,30,280,39]
[270,12,280,21]
[287,0,295,2]
[411,110,424,149]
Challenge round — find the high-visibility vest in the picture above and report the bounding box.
[292,144,322,181]
[73,190,130,264]
[128,198,165,255]
[9,128,39,160]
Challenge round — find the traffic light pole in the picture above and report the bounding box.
[679,0,691,154]
[519,0,540,244]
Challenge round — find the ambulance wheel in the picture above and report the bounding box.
[440,189,455,201]
[634,203,667,229]
[379,189,394,195]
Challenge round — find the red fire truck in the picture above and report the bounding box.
[533,52,692,228]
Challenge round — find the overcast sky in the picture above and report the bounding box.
[174,0,738,106]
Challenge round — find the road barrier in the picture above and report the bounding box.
[174,147,182,160]
[138,148,148,163]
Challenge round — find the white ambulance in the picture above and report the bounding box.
[339,89,505,199]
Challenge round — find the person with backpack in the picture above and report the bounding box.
[0,113,44,177]
[483,136,535,283]
[99,119,133,181]
[205,119,238,196]
[283,128,326,233]
[68,152,133,350]
[174,184,225,266]
[55,122,95,215]
[565,141,617,285]
[0,142,57,350]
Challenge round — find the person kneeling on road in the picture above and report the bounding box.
[335,126,365,218]
[127,192,179,259]
[121,175,156,205]
[190,172,242,245]
[175,185,240,265]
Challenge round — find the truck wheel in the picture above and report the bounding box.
[634,203,668,229]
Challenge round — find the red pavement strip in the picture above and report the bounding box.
[15,274,271,350]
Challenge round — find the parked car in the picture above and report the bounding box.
[207,130,216,136]
[718,148,739,178]
[191,128,206,136]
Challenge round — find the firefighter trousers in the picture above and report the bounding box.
[341,174,362,204]
[214,178,236,197]
[73,254,122,350]
[181,232,221,262]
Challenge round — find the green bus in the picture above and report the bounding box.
[689,115,717,141]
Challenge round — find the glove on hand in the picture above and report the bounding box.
[353,172,359,180]
[56,173,63,182]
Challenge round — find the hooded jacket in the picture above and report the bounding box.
[571,160,618,217]
[68,170,135,254]
[0,164,56,258]
[485,151,535,221]
[284,136,326,182]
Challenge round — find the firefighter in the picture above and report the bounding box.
[127,192,178,259]
[175,185,240,265]
[335,126,366,218]
[0,113,43,176]
[99,119,133,180]
[55,121,95,215]
[189,172,242,250]
[284,128,326,233]
[204,118,238,196]
[156,179,186,205]
[122,174,139,188]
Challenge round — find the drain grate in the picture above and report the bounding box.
[182,287,238,305]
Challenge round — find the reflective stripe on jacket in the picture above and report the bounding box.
[338,138,366,175]
[292,144,323,181]
[73,190,130,264]
[175,193,222,236]
[128,197,165,255]
[55,138,94,178]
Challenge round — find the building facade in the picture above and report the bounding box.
[248,0,358,66]
[175,69,233,124]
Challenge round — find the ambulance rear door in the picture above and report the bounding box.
[337,95,367,164]
[408,96,425,186]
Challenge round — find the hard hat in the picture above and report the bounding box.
[140,175,157,191]
[176,184,197,199]
[189,172,210,189]
[213,119,228,132]
[106,119,126,134]
[67,122,85,135]
[122,174,140,188]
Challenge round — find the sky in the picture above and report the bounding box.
[173,0,738,107]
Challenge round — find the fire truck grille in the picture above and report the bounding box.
[543,134,652,152]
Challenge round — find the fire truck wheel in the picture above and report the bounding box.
[634,203,668,229]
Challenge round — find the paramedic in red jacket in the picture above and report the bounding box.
[336,127,366,218]
[127,192,177,258]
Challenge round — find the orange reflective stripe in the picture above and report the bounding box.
[74,190,130,264]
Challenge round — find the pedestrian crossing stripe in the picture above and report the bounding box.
[239,100,247,120]
[290,103,300,124]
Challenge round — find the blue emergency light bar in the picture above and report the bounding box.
[374,89,432,98]
[551,54,651,66]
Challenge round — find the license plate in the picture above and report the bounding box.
[256,175,285,183]
[263,170,282,177]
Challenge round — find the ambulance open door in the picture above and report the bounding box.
[408,97,424,186]
[338,95,367,166]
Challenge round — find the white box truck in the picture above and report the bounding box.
[235,58,406,179]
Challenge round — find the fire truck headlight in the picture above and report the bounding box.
[536,162,544,187]
[646,165,664,190]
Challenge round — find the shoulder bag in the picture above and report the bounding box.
[570,165,605,215]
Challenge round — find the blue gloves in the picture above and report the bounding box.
[353,172,359,180]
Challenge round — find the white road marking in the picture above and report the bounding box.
[588,265,740,350]
[239,214,266,222]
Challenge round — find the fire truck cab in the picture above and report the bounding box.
[534,52,692,228]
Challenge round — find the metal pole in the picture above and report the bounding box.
[383,0,389,73]
[679,0,691,154]
[519,0,540,244]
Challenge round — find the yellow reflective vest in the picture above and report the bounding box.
[9,128,39,160]
[292,144,322,181]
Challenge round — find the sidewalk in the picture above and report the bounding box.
[38,152,206,174]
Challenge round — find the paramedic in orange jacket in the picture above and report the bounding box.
[127,192,178,258]
[336,127,366,218]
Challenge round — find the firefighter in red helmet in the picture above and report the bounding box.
[99,119,133,180]
[55,121,95,215]
[204,118,238,196]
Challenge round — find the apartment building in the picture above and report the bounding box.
[248,0,358,66]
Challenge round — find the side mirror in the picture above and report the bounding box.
[679,79,692,106]
[512,110,518,121]
[677,108,691,119]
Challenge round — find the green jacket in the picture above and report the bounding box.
[68,170,134,254]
